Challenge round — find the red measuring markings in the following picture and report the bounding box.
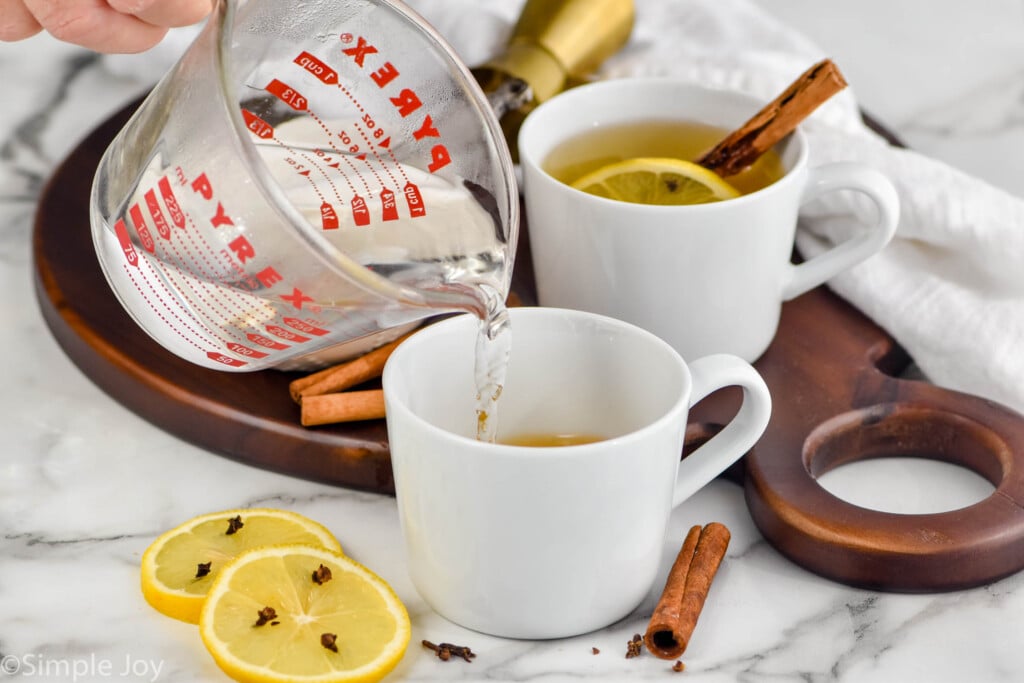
[404,182,426,218]
[380,187,398,221]
[283,317,330,336]
[113,218,139,267]
[295,51,338,85]
[241,109,274,139]
[247,332,289,350]
[206,351,248,367]
[158,176,186,229]
[351,194,370,226]
[128,203,156,253]
[320,201,339,230]
[266,325,310,343]
[144,189,171,240]
[226,342,269,359]
[266,79,308,111]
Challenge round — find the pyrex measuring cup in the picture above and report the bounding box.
[90,0,518,371]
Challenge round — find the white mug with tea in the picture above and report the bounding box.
[518,78,899,362]
[382,307,771,638]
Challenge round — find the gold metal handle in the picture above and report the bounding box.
[475,0,635,104]
[472,0,634,157]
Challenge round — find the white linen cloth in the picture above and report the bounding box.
[103,0,1024,414]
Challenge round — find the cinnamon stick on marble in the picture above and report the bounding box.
[697,59,847,177]
[300,389,386,426]
[644,523,731,660]
[289,332,413,403]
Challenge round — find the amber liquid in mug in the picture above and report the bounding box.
[499,433,606,447]
[543,119,786,197]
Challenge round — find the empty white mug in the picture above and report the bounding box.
[519,78,899,362]
[382,307,771,638]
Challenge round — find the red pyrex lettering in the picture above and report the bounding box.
[340,33,450,174]
[185,168,310,311]
[266,79,308,111]
[280,287,313,309]
[295,51,338,85]
[190,172,235,229]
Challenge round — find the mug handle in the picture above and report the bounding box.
[672,354,772,507]
[781,162,899,300]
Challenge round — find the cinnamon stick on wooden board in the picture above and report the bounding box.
[697,59,847,177]
[300,389,386,426]
[644,523,731,660]
[288,332,414,403]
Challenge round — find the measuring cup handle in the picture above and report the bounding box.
[782,162,900,301]
[672,354,772,508]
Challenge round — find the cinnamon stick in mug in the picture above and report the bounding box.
[289,333,413,403]
[644,522,731,660]
[300,390,386,426]
[697,59,847,177]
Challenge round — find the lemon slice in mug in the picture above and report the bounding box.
[571,157,740,205]
[140,508,342,624]
[199,545,411,683]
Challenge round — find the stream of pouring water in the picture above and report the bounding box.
[473,289,511,443]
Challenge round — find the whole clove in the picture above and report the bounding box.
[254,606,277,627]
[422,640,476,662]
[226,515,244,535]
[625,633,643,659]
[312,564,333,585]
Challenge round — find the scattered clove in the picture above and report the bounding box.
[625,633,643,659]
[422,640,476,662]
[195,561,211,579]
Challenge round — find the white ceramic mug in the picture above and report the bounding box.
[382,307,771,638]
[518,79,899,362]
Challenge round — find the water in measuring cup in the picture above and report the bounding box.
[94,121,508,372]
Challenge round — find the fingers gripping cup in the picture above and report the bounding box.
[90,0,517,372]
[518,79,899,363]
[382,308,771,638]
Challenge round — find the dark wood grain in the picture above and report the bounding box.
[33,100,1024,591]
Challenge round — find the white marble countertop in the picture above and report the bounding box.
[3,1,1024,682]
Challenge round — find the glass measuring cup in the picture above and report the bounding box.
[90,0,518,371]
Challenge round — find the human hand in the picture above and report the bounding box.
[0,0,214,53]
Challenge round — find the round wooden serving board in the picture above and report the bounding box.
[34,101,1024,592]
